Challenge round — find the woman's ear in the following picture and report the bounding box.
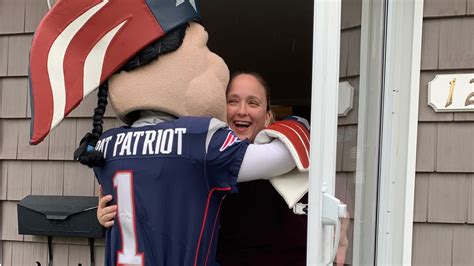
[265,110,275,127]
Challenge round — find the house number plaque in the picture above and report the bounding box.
[428,74,474,112]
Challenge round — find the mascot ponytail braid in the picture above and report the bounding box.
[74,24,188,167]
[73,82,108,167]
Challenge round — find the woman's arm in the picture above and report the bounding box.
[237,139,295,182]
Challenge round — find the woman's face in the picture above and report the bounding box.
[226,74,272,142]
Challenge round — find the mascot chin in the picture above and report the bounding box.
[28,1,309,265]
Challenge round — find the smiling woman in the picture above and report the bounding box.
[225,72,273,142]
[217,72,310,266]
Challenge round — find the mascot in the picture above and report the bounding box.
[28,0,310,265]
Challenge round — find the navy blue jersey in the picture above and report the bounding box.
[93,116,249,266]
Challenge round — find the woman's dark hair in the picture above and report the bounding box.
[74,24,188,167]
[226,71,271,111]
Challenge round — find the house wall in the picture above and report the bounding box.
[0,1,121,264]
[412,0,474,264]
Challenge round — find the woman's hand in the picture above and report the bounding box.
[97,185,117,228]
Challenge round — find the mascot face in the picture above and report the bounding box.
[109,22,229,124]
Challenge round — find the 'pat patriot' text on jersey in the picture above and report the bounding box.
[95,128,187,158]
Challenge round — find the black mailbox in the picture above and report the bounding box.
[18,195,104,238]
[17,195,105,266]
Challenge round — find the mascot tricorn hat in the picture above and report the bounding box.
[29,0,201,145]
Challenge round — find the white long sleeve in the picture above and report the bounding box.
[237,139,296,182]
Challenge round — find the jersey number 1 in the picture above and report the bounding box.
[114,171,144,265]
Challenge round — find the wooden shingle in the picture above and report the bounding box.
[347,28,361,77]
[51,244,69,266]
[6,160,32,201]
[454,111,474,122]
[418,72,453,122]
[76,118,93,148]
[0,0,26,34]
[0,119,19,159]
[416,123,436,172]
[63,161,95,196]
[339,30,349,78]
[31,161,64,196]
[95,246,105,266]
[24,0,49,33]
[11,242,48,266]
[69,244,92,266]
[345,172,355,218]
[428,173,468,223]
[469,175,474,223]
[342,125,357,172]
[437,122,474,172]
[48,119,77,160]
[69,91,100,118]
[412,223,453,265]
[105,117,121,130]
[1,161,6,200]
[336,126,344,172]
[413,173,429,222]
[341,0,361,29]
[114,118,125,128]
[0,78,28,118]
[17,119,49,160]
[453,225,474,265]
[420,20,439,71]
[7,35,33,76]
[423,0,466,17]
[104,102,117,118]
[26,81,31,117]
[439,17,474,70]
[94,178,101,197]
[2,241,13,266]
[336,172,348,204]
[338,77,359,126]
[1,201,23,241]
[469,0,474,15]
[95,237,105,247]
[0,36,8,76]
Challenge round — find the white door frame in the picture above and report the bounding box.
[307,0,341,265]
[308,0,423,264]
[376,0,423,264]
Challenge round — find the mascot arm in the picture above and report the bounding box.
[244,119,311,209]
[237,119,310,183]
[255,119,310,171]
[237,140,295,182]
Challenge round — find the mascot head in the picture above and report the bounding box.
[29,0,229,147]
[109,22,228,125]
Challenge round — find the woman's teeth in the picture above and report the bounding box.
[235,122,250,128]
